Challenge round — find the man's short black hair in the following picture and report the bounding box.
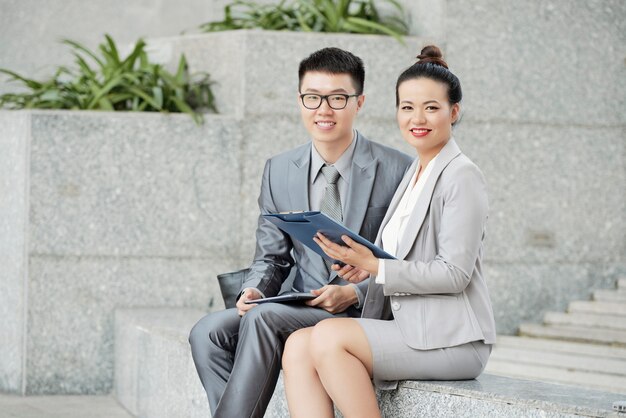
[298,47,365,95]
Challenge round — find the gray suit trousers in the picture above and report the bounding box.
[189,303,353,418]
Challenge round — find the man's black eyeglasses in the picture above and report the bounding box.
[299,93,360,110]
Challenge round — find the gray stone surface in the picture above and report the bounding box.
[26,256,227,395]
[402,0,446,39]
[455,123,625,264]
[0,393,133,418]
[28,111,243,259]
[114,308,290,418]
[486,262,626,334]
[0,110,245,394]
[446,0,626,126]
[382,375,622,417]
[0,111,29,393]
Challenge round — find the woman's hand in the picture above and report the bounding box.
[332,264,370,283]
[313,233,379,276]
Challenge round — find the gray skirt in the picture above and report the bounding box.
[354,318,491,390]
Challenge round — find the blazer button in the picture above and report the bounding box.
[393,292,400,296]
[391,301,400,311]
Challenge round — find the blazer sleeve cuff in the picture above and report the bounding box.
[350,283,364,309]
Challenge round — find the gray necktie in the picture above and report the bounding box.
[320,165,342,222]
[320,165,342,274]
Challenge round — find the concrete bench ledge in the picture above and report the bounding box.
[382,376,623,418]
[114,308,623,418]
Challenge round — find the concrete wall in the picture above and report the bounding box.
[0,111,29,394]
[0,110,243,393]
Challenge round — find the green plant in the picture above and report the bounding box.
[201,0,409,42]
[0,35,217,124]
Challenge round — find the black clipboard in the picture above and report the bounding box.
[263,211,395,261]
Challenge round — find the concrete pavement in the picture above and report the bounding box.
[0,394,133,418]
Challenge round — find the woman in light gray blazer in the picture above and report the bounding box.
[282,45,497,418]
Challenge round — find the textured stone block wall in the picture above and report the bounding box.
[0,111,244,393]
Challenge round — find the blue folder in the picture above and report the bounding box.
[263,211,395,261]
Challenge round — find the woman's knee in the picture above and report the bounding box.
[309,319,345,363]
[282,328,312,371]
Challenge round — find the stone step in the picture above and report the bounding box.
[114,308,621,417]
[489,344,626,376]
[519,323,626,345]
[593,289,626,302]
[568,300,626,316]
[544,311,626,331]
[485,359,626,395]
[495,335,626,360]
[114,308,213,418]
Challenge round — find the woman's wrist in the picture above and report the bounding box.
[366,258,379,276]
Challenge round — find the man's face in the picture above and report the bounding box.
[298,71,364,147]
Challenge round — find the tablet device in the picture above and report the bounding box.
[244,291,316,304]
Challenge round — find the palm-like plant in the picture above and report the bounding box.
[0,35,217,124]
[201,0,409,42]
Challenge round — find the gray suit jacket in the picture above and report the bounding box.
[362,139,497,348]
[242,132,413,308]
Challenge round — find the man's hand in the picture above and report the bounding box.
[306,285,358,314]
[236,288,263,316]
[332,264,370,283]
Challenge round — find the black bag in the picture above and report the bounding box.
[217,268,249,308]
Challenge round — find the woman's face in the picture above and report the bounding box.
[396,77,459,157]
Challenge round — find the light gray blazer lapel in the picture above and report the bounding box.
[287,144,311,212]
[395,139,462,260]
[373,158,418,248]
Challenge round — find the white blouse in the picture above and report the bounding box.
[376,155,438,284]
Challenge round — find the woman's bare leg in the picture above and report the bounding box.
[283,327,334,418]
[310,318,381,418]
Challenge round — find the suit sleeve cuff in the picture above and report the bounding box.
[240,287,266,300]
[349,283,364,309]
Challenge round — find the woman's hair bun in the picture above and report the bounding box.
[416,45,448,69]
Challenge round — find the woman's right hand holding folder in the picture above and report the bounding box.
[314,232,379,283]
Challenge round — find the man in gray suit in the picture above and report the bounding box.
[189,47,412,418]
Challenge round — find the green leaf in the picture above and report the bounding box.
[62,39,105,69]
[127,86,163,110]
[0,68,44,90]
[152,86,164,108]
[175,54,188,84]
[345,16,406,42]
